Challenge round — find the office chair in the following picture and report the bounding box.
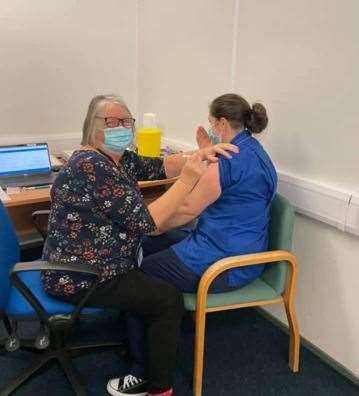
[0,201,124,396]
[32,209,51,240]
[183,194,300,396]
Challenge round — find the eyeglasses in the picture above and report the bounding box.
[96,117,136,128]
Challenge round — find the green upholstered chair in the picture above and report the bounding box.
[183,194,300,396]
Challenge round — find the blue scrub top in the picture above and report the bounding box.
[172,129,278,288]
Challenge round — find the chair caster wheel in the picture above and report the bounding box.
[35,333,50,350]
[5,335,20,352]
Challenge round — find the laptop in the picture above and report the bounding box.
[0,143,58,189]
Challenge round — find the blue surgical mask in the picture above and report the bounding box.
[103,127,133,153]
[207,127,221,144]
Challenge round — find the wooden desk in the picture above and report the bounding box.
[5,177,178,245]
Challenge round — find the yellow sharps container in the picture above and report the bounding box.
[136,113,161,157]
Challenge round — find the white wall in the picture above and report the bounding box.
[137,0,359,377]
[0,0,138,152]
[0,0,358,378]
[234,0,359,377]
[272,214,359,377]
[235,0,359,191]
[138,0,236,147]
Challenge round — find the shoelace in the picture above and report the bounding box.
[122,375,142,389]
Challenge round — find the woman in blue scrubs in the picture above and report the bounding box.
[109,93,278,395]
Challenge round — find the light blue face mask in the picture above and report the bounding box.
[103,126,133,153]
[207,127,221,144]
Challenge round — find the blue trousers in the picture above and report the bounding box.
[127,229,235,378]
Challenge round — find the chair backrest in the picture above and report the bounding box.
[260,194,295,295]
[0,201,20,309]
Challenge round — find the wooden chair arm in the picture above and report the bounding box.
[197,250,298,309]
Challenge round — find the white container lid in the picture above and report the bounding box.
[143,113,157,128]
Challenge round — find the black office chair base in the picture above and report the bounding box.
[0,340,125,396]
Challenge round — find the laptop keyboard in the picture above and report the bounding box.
[0,173,57,188]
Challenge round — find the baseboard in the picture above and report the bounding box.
[276,171,357,235]
[256,307,359,387]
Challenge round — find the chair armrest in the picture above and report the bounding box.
[11,260,100,278]
[196,250,298,310]
[32,210,51,217]
[32,210,51,239]
[10,260,101,325]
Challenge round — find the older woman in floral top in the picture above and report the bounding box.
[41,94,237,396]
[42,145,167,297]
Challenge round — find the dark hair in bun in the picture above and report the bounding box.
[246,103,268,133]
[210,93,268,134]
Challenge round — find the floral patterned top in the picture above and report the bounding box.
[41,149,166,297]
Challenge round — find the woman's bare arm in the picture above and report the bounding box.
[163,143,238,178]
[158,162,221,232]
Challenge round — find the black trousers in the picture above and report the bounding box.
[65,269,184,393]
[124,230,235,383]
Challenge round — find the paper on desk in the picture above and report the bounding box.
[6,187,21,194]
[0,186,11,202]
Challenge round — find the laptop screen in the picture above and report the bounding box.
[0,143,51,177]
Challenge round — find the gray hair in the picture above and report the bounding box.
[81,94,131,146]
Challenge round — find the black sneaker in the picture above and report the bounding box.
[107,375,148,396]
